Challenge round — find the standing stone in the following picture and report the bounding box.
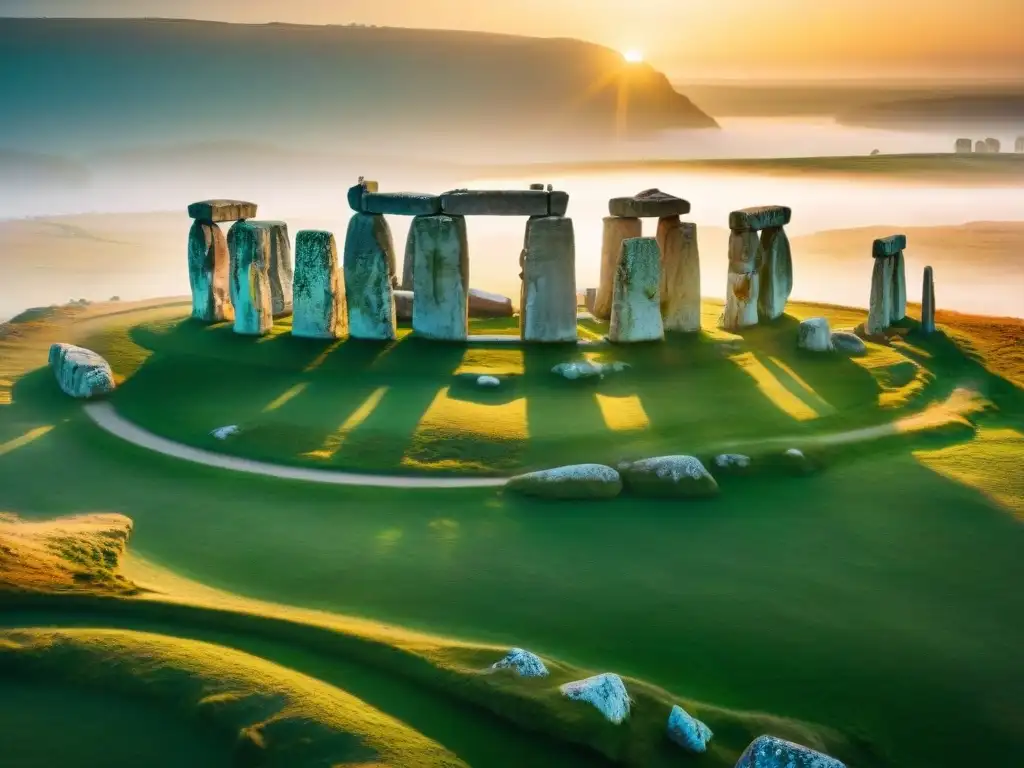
[985,138,1001,153]
[231,223,273,336]
[921,266,936,334]
[758,226,793,321]
[344,213,398,341]
[1016,136,1024,153]
[721,229,761,331]
[249,221,293,317]
[866,254,894,335]
[889,251,907,323]
[585,288,597,313]
[975,140,989,154]
[609,237,664,343]
[401,230,415,290]
[410,214,469,342]
[293,230,345,339]
[955,138,973,154]
[656,217,701,333]
[226,220,245,309]
[521,216,578,343]
[595,216,641,319]
[187,221,233,323]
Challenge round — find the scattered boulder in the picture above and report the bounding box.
[666,705,713,753]
[477,375,500,388]
[551,361,629,380]
[830,331,867,355]
[490,648,548,677]
[210,425,240,440]
[735,735,846,768]
[469,288,514,318]
[560,673,631,724]
[782,448,817,475]
[506,464,623,500]
[714,453,752,474]
[798,318,833,352]
[48,343,115,399]
[620,455,719,498]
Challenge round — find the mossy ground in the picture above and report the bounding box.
[0,299,1021,768]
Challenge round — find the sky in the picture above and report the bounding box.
[2,0,1023,81]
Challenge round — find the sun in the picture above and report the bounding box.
[622,49,644,64]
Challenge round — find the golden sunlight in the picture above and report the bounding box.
[622,49,644,63]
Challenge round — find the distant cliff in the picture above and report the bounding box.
[0,18,717,158]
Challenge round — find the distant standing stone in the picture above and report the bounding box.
[656,217,701,333]
[955,138,973,154]
[594,216,641,319]
[798,317,833,352]
[985,137,1001,153]
[1016,136,1024,153]
[231,222,273,336]
[521,216,578,343]
[393,289,414,321]
[293,230,346,339]
[187,199,257,223]
[248,221,293,317]
[975,140,989,154]
[187,221,233,323]
[409,214,469,342]
[866,253,894,335]
[758,226,793,321]
[344,213,398,341]
[609,237,664,343]
[721,229,761,331]
[921,266,936,334]
[666,705,713,753]
[585,288,597,313]
[469,288,514,318]
[49,343,115,399]
[735,735,845,768]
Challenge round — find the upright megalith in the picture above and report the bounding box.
[985,137,1001,153]
[231,222,273,336]
[1017,136,1024,153]
[921,266,936,334]
[723,206,792,330]
[866,234,907,335]
[609,237,664,343]
[293,230,346,339]
[409,214,470,341]
[521,216,578,343]
[343,213,398,341]
[656,217,701,333]
[187,220,233,323]
[248,221,293,317]
[758,226,794,321]
[955,138,973,154]
[595,216,641,319]
[975,140,989,154]
[722,229,761,330]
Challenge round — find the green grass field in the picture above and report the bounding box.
[0,299,1021,767]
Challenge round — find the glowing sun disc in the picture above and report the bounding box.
[622,49,644,63]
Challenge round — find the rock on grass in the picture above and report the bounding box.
[560,673,631,723]
[490,648,548,677]
[48,343,115,399]
[666,704,713,753]
[620,456,719,498]
[831,330,867,355]
[736,735,846,768]
[505,464,622,500]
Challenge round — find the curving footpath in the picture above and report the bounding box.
[83,402,507,489]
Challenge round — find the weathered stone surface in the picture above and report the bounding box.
[866,255,894,334]
[440,189,549,216]
[798,317,833,352]
[758,227,793,321]
[248,221,293,317]
[666,705,713,753]
[548,190,570,216]
[714,454,752,473]
[187,199,256,223]
[491,648,548,677]
[609,237,663,343]
[187,220,233,323]
[48,343,115,399]
[619,455,719,498]
[608,188,690,219]
[721,229,761,331]
[889,251,907,322]
[231,222,273,336]
[831,331,867,355]
[529,183,545,190]
[226,221,245,309]
[585,288,597,313]
[211,425,240,440]
[729,205,792,232]
[735,735,845,768]
[1016,136,1024,154]
[469,288,514,318]
[363,192,442,216]
[410,214,469,341]
[551,361,629,380]
[656,217,701,333]
[343,213,398,341]
[594,216,641,320]
[985,137,1001,153]
[921,266,936,334]
[505,464,623,499]
[560,674,631,724]
[975,140,989,154]
[521,216,578,343]
[293,230,345,339]
[394,289,414,321]
[955,138,973,153]
[346,179,378,212]
[872,234,907,258]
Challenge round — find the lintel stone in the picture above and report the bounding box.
[363,192,442,216]
[609,189,690,218]
[873,234,907,258]
[729,206,792,232]
[188,199,257,223]
[548,190,570,216]
[440,189,551,216]
[346,179,379,212]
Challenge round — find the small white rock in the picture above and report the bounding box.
[667,705,713,753]
[785,448,805,459]
[560,673,631,724]
[490,648,548,677]
[715,453,751,469]
[211,425,240,440]
[477,375,501,388]
[551,361,631,380]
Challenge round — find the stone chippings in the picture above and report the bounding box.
[735,735,846,768]
[505,464,623,500]
[363,192,442,216]
[619,455,719,498]
[187,199,257,223]
[48,343,115,399]
[490,648,548,677]
[292,230,345,339]
[798,317,833,352]
[187,220,233,323]
[608,188,690,219]
[872,234,907,258]
[559,673,631,724]
[729,205,792,232]
[609,236,664,343]
[666,705,713,753]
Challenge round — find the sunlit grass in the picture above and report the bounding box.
[453,349,524,376]
[263,382,308,412]
[594,393,650,432]
[0,425,54,457]
[729,352,823,421]
[304,386,389,460]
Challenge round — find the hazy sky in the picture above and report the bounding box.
[3,0,1023,81]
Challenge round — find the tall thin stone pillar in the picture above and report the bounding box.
[867,234,906,335]
[758,226,793,321]
[595,216,641,319]
[921,266,935,335]
[521,216,578,342]
[293,230,346,339]
[248,221,294,317]
[889,250,907,323]
[343,213,398,341]
[656,216,701,333]
[409,214,470,341]
[609,237,664,343]
[231,222,273,336]
[722,229,761,330]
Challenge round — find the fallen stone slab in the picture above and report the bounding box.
[409,214,470,342]
[247,221,293,317]
[521,216,578,343]
[490,648,548,677]
[394,289,414,321]
[293,230,346,339]
[187,221,233,323]
[440,189,550,216]
[735,735,846,768]
[346,179,378,212]
[609,237,664,343]
[830,330,867,355]
[49,343,115,399]
[505,464,623,499]
[729,205,792,232]
[343,213,398,341]
[560,673,631,724]
[657,217,701,333]
[666,705,713,753]
[798,317,833,352]
[619,455,719,498]
[594,216,642,320]
[872,234,907,258]
[363,192,442,216]
[609,188,690,218]
[188,199,257,223]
